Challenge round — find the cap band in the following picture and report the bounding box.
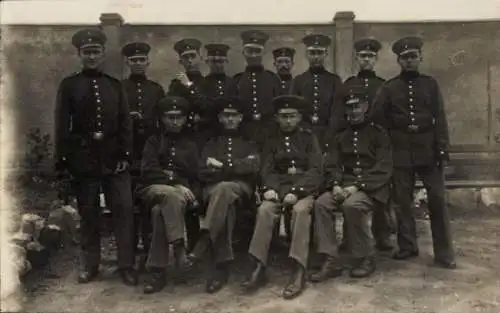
[399,48,420,56]
[243,43,264,49]
[180,49,198,57]
[306,46,327,51]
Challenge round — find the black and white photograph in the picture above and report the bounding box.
[1,0,500,312]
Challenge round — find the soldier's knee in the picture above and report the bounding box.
[342,199,366,216]
[314,192,334,211]
[257,201,276,217]
[212,181,239,196]
[293,202,312,215]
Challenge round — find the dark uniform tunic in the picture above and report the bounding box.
[122,74,165,176]
[372,70,455,262]
[231,65,281,147]
[290,67,343,150]
[315,122,393,258]
[277,73,293,95]
[198,130,260,263]
[200,73,235,135]
[54,68,135,270]
[249,127,323,268]
[138,131,199,268]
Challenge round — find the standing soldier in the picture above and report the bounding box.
[372,36,456,268]
[311,85,393,282]
[200,43,234,136]
[231,30,281,149]
[189,96,261,294]
[240,95,322,299]
[272,47,295,95]
[121,41,166,259]
[338,38,393,254]
[137,96,198,294]
[291,34,343,151]
[54,28,137,285]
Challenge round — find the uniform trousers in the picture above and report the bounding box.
[315,191,375,259]
[138,184,188,268]
[201,181,253,263]
[392,165,455,262]
[249,196,314,268]
[74,171,135,270]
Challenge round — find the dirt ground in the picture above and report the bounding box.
[18,207,500,313]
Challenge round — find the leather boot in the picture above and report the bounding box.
[282,262,306,300]
[240,258,267,293]
[338,241,349,254]
[77,266,99,284]
[310,256,343,282]
[206,262,230,294]
[119,267,138,286]
[392,249,419,260]
[143,268,166,294]
[375,238,394,252]
[173,240,193,270]
[349,256,376,278]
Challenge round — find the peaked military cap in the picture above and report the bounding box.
[272,95,307,113]
[302,34,331,49]
[344,84,369,106]
[174,38,202,56]
[205,43,230,57]
[392,36,423,56]
[240,30,270,47]
[354,38,382,53]
[213,96,245,114]
[72,28,107,49]
[273,47,296,59]
[121,42,151,57]
[157,96,191,115]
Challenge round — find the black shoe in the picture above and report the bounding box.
[240,260,267,293]
[392,249,419,260]
[310,256,343,282]
[434,259,457,269]
[173,240,194,270]
[338,242,349,254]
[119,267,138,286]
[349,257,376,278]
[206,263,230,294]
[282,263,306,300]
[187,232,211,265]
[77,267,99,284]
[375,240,394,252]
[143,268,166,294]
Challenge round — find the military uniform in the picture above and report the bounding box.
[371,37,455,267]
[242,95,322,299]
[137,96,198,294]
[121,42,166,255]
[54,28,136,285]
[191,96,260,294]
[272,47,295,95]
[231,30,281,149]
[290,34,343,151]
[313,86,393,281]
[339,38,393,253]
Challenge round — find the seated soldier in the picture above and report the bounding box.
[188,95,261,294]
[137,96,199,294]
[240,95,323,300]
[311,86,393,282]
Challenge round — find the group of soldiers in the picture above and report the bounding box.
[54,27,456,300]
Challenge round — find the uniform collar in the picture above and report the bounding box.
[357,69,376,78]
[349,120,370,130]
[279,73,292,81]
[400,70,420,81]
[245,64,264,72]
[81,68,103,77]
[129,73,147,81]
[309,66,326,75]
[280,126,300,136]
[187,71,203,81]
[208,72,227,79]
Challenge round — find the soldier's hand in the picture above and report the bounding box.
[343,185,359,198]
[263,190,279,201]
[207,157,224,168]
[115,160,129,173]
[177,73,192,87]
[130,111,143,119]
[283,193,298,205]
[332,186,345,202]
[176,185,196,202]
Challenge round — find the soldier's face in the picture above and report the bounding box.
[218,110,243,130]
[206,57,228,74]
[398,50,422,71]
[161,113,187,132]
[306,48,327,67]
[276,109,302,132]
[78,45,105,69]
[346,101,369,125]
[274,57,293,75]
[126,56,150,75]
[243,46,264,66]
[179,51,201,73]
[356,51,377,71]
